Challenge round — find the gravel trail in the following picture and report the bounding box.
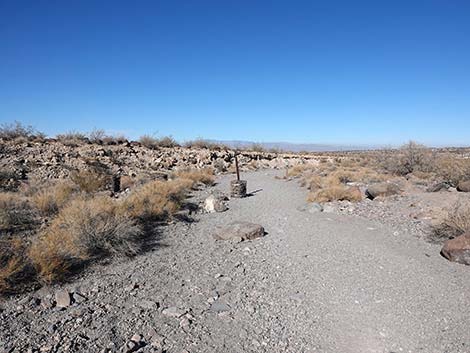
[1,170,469,353]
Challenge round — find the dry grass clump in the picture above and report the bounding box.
[121,179,192,221]
[0,237,33,294]
[30,197,143,282]
[288,165,313,177]
[308,185,362,203]
[0,193,37,233]
[70,170,109,193]
[173,168,215,187]
[431,201,470,241]
[31,181,76,216]
[139,135,180,149]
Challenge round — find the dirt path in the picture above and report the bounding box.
[1,170,469,353]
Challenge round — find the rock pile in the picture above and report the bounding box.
[0,139,316,183]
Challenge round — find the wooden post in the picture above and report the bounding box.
[231,153,247,197]
[235,155,240,181]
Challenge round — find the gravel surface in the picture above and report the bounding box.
[1,170,469,353]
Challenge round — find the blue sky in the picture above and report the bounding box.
[1,1,469,146]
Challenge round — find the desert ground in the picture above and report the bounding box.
[1,132,470,353]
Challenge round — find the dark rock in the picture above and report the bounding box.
[426,181,451,192]
[457,180,470,192]
[213,222,265,241]
[441,233,470,265]
[365,183,401,200]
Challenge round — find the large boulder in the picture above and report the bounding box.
[365,182,401,200]
[457,180,470,192]
[441,233,470,265]
[213,222,265,241]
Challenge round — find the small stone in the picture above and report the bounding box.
[131,334,143,343]
[162,306,186,318]
[72,292,87,304]
[55,290,71,308]
[179,317,190,328]
[209,300,231,313]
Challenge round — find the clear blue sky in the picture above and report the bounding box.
[1,1,469,146]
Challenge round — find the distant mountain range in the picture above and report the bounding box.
[210,140,387,152]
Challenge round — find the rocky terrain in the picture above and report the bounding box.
[0,139,315,183]
[1,171,469,353]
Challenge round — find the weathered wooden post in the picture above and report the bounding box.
[112,174,121,193]
[230,154,247,198]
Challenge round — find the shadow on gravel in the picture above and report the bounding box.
[246,188,263,197]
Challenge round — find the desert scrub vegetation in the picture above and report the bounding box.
[70,169,110,193]
[431,201,470,242]
[0,193,38,234]
[173,168,215,187]
[121,178,193,221]
[139,135,180,149]
[0,121,45,142]
[0,237,34,294]
[183,138,228,150]
[31,181,76,216]
[56,131,89,146]
[29,197,143,282]
[0,168,212,294]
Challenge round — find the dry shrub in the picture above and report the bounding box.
[308,185,362,203]
[121,179,192,221]
[300,175,322,191]
[432,201,470,241]
[0,169,20,191]
[433,154,470,186]
[0,193,36,233]
[0,237,33,294]
[30,196,143,282]
[70,170,109,193]
[56,131,88,146]
[288,165,312,177]
[139,135,179,149]
[184,139,228,150]
[173,168,215,187]
[0,121,45,141]
[380,141,434,176]
[31,181,76,216]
